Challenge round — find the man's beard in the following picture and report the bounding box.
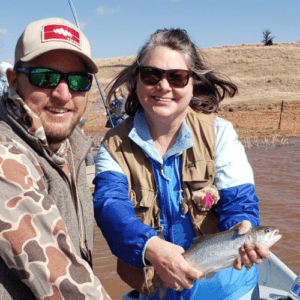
[45,128,73,145]
[44,119,79,145]
[15,83,87,147]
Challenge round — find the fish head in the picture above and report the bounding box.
[249,226,282,249]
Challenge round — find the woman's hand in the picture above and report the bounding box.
[234,220,270,270]
[145,237,204,291]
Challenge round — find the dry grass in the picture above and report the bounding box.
[83,42,300,142]
[241,136,289,150]
[89,42,300,103]
[202,43,300,104]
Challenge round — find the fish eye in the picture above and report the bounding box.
[265,228,270,233]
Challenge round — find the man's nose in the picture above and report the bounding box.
[52,80,71,102]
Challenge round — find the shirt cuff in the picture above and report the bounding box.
[142,235,159,267]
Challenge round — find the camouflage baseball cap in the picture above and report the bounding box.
[15,18,98,74]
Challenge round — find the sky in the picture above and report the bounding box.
[0,0,299,64]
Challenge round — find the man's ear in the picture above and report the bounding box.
[6,68,18,89]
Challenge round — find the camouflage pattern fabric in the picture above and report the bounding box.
[0,87,111,299]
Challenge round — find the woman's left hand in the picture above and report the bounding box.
[233,220,270,270]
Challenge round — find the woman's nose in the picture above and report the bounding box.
[52,80,71,102]
[156,74,172,90]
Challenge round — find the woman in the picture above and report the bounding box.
[93,28,268,300]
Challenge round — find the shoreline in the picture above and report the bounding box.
[84,100,300,147]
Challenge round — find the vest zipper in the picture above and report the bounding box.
[175,157,184,205]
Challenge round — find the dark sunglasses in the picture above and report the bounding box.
[17,67,93,92]
[139,66,193,88]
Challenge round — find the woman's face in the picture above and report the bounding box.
[136,46,193,124]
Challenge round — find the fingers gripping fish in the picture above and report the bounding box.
[154,226,281,299]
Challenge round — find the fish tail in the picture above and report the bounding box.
[153,274,168,300]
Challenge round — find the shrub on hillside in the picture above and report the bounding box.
[262,29,275,46]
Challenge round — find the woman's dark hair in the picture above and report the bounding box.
[106,28,238,116]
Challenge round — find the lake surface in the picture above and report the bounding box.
[92,138,300,299]
[246,137,300,277]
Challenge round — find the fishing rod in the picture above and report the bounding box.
[68,0,114,128]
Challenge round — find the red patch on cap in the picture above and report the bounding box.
[42,24,81,48]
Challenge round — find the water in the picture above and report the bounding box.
[92,139,300,299]
[93,224,131,299]
[246,138,300,277]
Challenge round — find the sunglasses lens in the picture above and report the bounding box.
[140,67,162,86]
[140,67,190,88]
[29,68,92,92]
[168,70,190,88]
[68,74,92,92]
[30,68,60,88]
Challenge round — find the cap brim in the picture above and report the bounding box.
[20,46,98,74]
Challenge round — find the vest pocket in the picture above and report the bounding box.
[182,159,215,185]
[130,186,158,227]
[181,159,219,234]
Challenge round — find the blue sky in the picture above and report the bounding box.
[0,0,299,64]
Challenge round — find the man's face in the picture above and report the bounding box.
[15,50,88,150]
[114,91,120,98]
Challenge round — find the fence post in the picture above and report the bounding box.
[278,100,284,129]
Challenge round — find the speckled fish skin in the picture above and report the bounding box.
[155,226,281,300]
[183,225,282,277]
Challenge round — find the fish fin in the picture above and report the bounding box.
[186,235,211,249]
[205,271,217,279]
[153,273,168,300]
[192,234,210,243]
[158,286,168,300]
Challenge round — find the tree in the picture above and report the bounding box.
[262,29,275,46]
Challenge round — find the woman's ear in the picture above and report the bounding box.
[6,68,18,89]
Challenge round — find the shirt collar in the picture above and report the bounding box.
[3,86,68,167]
[128,109,193,163]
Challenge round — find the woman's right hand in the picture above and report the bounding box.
[145,237,204,291]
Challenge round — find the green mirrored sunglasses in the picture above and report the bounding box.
[17,67,93,92]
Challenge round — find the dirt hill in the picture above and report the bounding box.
[83,42,300,143]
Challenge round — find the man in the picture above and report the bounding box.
[0,18,111,299]
[0,62,13,96]
[105,87,128,128]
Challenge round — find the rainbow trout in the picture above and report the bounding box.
[155,226,281,299]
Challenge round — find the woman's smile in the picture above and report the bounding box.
[152,96,173,103]
[137,46,193,124]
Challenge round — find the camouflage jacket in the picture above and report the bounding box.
[0,87,110,300]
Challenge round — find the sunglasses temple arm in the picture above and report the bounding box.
[68,0,115,128]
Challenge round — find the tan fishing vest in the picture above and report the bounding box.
[102,107,218,295]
